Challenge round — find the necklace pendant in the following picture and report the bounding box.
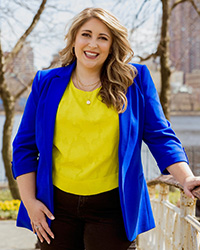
[86,100,91,105]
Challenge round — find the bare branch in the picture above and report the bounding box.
[190,0,200,15]
[130,1,160,35]
[14,78,33,100]
[134,43,161,62]
[170,0,200,16]
[111,0,123,10]
[12,0,36,13]
[170,0,188,13]
[130,19,148,32]
[46,5,76,14]
[4,0,47,69]
[2,14,25,39]
[135,0,149,19]
[135,51,159,62]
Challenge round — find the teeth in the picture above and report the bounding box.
[85,52,98,57]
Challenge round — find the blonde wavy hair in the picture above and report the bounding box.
[59,7,137,113]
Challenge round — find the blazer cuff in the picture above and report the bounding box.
[12,162,37,179]
[159,151,189,175]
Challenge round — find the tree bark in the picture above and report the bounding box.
[0,41,20,199]
[159,0,171,120]
[2,94,20,199]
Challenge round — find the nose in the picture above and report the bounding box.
[88,38,97,48]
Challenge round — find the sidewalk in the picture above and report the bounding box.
[0,220,38,250]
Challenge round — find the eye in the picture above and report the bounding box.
[82,33,91,37]
[99,36,108,41]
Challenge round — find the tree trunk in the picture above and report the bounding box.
[159,0,171,121]
[2,95,20,199]
[0,42,20,199]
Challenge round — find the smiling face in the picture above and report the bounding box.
[74,18,112,73]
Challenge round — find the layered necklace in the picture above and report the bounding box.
[75,72,101,105]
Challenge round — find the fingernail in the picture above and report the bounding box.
[51,216,55,220]
[48,241,50,244]
[51,235,54,239]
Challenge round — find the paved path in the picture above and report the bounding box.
[0,220,38,250]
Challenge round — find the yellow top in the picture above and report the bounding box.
[52,78,119,195]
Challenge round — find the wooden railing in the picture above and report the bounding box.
[137,175,200,250]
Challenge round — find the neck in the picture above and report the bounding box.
[75,63,101,85]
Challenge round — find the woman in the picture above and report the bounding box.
[12,7,200,250]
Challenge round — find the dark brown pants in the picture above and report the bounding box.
[39,186,133,250]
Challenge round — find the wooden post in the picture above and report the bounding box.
[180,191,196,249]
[157,184,169,250]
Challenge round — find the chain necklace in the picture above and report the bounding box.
[77,75,101,87]
[76,72,101,88]
[75,73,101,105]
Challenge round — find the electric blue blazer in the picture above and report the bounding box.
[12,61,188,241]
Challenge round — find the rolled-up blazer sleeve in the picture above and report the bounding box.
[141,65,189,174]
[12,71,41,179]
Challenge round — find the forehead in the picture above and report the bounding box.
[79,18,111,35]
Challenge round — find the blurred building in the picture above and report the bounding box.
[169,0,200,74]
[169,1,200,114]
[142,56,200,114]
[0,42,36,112]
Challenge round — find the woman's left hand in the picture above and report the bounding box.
[167,162,200,199]
[183,176,200,199]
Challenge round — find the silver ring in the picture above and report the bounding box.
[35,225,40,229]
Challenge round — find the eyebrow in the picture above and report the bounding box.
[81,29,111,38]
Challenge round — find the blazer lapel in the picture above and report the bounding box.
[119,88,135,182]
[43,62,76,170]
[118,83,144,183]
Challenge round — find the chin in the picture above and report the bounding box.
[83,62,102,70]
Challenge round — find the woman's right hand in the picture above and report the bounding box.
[16,173,54,244]
[26,199,55,244]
